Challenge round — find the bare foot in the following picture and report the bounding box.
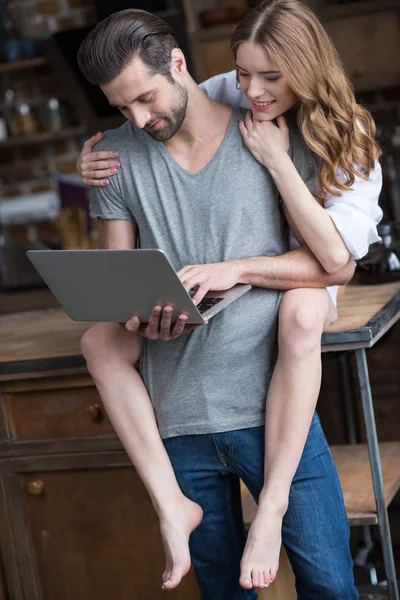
[160,497,203,590]
[239,501,287,590]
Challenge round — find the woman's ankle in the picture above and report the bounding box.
[258,486,289,516]
[155,492,196,520]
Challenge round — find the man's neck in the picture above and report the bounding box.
[165,78,232,150]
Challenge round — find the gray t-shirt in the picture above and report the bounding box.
[90,108,317,439]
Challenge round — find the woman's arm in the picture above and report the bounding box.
[268,152,351,273]
[239,114,383,273]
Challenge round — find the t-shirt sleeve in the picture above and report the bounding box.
[287,125,319,196]
[324,160,383,259]
[89,141,134,222]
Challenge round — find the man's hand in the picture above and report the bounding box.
[76,132,121,186]
[239,113,289,170]
[178,260,241,305]
[125,305,205,341]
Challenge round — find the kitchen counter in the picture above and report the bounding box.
[1,282,400,377]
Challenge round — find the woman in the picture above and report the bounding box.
[77,0,382,591]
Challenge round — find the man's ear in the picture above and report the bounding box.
[170,48,187,78]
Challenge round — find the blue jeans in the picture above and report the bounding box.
[164,412,358,600]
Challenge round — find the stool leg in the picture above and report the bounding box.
[338,352,359,444]
[355,348,399,600]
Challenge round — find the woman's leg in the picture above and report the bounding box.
[235,417,357,599]
[81,323,203,589]
[240,288,336,590]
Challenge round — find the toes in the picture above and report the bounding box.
[269,567,277,583]
[251,570,260,588]
[163,560,190,590]
[258,571,266,589]
[161,573,171,591]
[163,575,180,590]
[262,570,271,588]
[239,563,253,589]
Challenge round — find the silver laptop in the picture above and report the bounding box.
[27,249,252,324]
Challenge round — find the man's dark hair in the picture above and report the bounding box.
[77,9,179,86]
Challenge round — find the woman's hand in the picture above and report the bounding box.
[76,132,121,186]
[239,113,290,170]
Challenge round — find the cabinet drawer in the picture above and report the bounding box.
[4,383,115,441]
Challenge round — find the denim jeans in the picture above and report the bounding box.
[164,412,359,600]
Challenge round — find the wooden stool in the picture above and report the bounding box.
[241,441,400,598]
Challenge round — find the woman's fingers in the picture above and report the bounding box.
[276,115,287,130]
[239,120,249,143]
[245,111,254,134]
[82,178,109,187]
[83,151,119,163]
[82,132,103,153]
[83,158,120,171]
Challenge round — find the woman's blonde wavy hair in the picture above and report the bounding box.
[231,0,381,201]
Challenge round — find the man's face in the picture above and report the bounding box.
[102,56,188,141]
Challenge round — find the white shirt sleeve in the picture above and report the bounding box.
[199,70,250,109]
[199,71,384,261]
[324,160,383,260]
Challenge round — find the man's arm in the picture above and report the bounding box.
[97,218,137,249]
[236,246,355,290]
[178,247,355,305]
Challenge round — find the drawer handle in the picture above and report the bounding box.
[85,404,103,421]
[28,480,45,496]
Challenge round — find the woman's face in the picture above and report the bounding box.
[236,41,297,121]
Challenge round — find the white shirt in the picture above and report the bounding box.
[199,71,383,308]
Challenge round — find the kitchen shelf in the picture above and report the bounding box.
[0,57,47,74]
[0,127,86,150]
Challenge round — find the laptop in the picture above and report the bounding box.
[26,249,252,324]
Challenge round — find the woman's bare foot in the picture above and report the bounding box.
[239,497,287,590]
[160,497,203,590]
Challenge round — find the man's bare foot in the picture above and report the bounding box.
[160,497,203,590]
[239,499,287,590]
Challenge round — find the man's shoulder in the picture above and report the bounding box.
[286,119,318,165]
[94,120,140,153]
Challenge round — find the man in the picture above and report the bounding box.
[77,9,357,599]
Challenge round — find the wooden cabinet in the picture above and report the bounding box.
[0,371,200,600]
[3,375,114,442]
[324,9,400,91]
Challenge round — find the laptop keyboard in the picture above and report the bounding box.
[196,297,224,314]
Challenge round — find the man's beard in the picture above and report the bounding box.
[144,82,188,142]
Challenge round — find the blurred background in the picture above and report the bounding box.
[1,1,400,596]
[0,0,400,295]
[1,0,400,296]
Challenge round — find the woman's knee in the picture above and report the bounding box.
[81,323,141,376]
[278,293,325,356]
